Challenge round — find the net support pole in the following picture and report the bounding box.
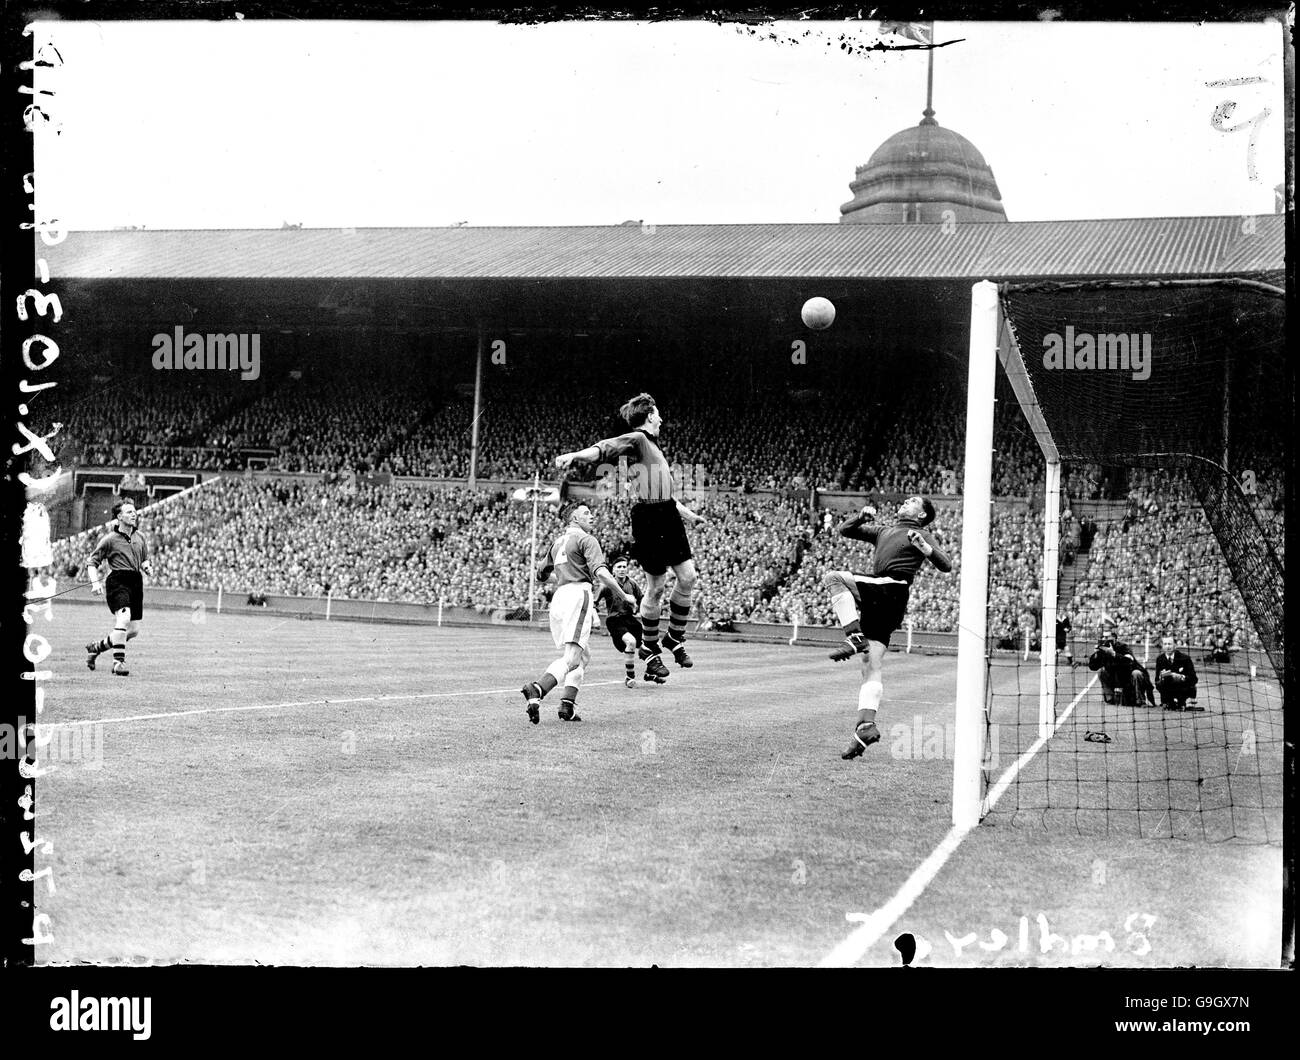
[1039,459,1061,739]
[953,280,998,829]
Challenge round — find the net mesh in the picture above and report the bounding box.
[981,279,1285,843]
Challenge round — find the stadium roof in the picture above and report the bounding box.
[41,215,1282,283]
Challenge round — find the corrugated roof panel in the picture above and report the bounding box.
[39,216,1283,282]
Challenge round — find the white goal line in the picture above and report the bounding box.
[819,672,1098,967]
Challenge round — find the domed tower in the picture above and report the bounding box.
[840,108,1007,224]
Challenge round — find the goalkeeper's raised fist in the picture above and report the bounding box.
[906,528,933,556]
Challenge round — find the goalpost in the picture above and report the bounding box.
[954,278,1285,842]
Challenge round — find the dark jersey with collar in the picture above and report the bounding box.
[598,574,643,617]
[88,526,149,574]
[592,429,674,502]
[836,514,952,584]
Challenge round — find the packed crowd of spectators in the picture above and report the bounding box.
[204,370,425,474]
[44,342,1280,654]
[50,373,251,470]
[380,396,474,478]
[379,379,882,491]
[50,464,1271,657]
[592,493,817,624]
[53,356,1058,497]
[1063,474,1265,654]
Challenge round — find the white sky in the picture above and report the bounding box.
[32,17,1287,229]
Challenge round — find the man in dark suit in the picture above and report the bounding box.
[1088,620,1155,707]
[1154,633,1201,711]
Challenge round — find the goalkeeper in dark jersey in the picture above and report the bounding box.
[822,496,953,760]
[84,499,153,677]
[555,393,707,683]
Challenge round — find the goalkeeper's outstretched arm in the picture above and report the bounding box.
[835,505,878,542]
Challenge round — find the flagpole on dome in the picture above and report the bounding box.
[879,19,938,123]
[924,21,936,123]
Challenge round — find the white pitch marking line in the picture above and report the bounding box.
[819,672,1098,968]
[42,681,624,730]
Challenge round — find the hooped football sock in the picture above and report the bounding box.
[641,614,661,650]
[667,595,692,639]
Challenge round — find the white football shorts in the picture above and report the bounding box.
[549,582,595,651]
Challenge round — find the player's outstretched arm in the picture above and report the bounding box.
[555,445,601,470]
[594,565,636,608]
[556,431,647,470]
[835,505,877,541]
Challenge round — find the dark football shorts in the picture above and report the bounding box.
[631,499,693,577]
[852,577,910,646]
[105,570,144,620]
[606,613,644,650]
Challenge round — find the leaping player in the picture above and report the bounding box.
[84,499,153,677]
[555,393,706,682]
[521,501,636,723]
[821,496,953,760]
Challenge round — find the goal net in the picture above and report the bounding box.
[954,279,1285,843]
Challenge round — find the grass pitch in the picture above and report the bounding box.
[34,604,1282,967]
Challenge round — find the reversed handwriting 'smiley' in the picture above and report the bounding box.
[860,912,1158,962]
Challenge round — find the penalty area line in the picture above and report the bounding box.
[818,672,1098,968]
[42,681,624,730]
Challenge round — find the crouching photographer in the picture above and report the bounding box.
[1088,621,1155,707]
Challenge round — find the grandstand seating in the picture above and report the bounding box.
[45,348,1279,647]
